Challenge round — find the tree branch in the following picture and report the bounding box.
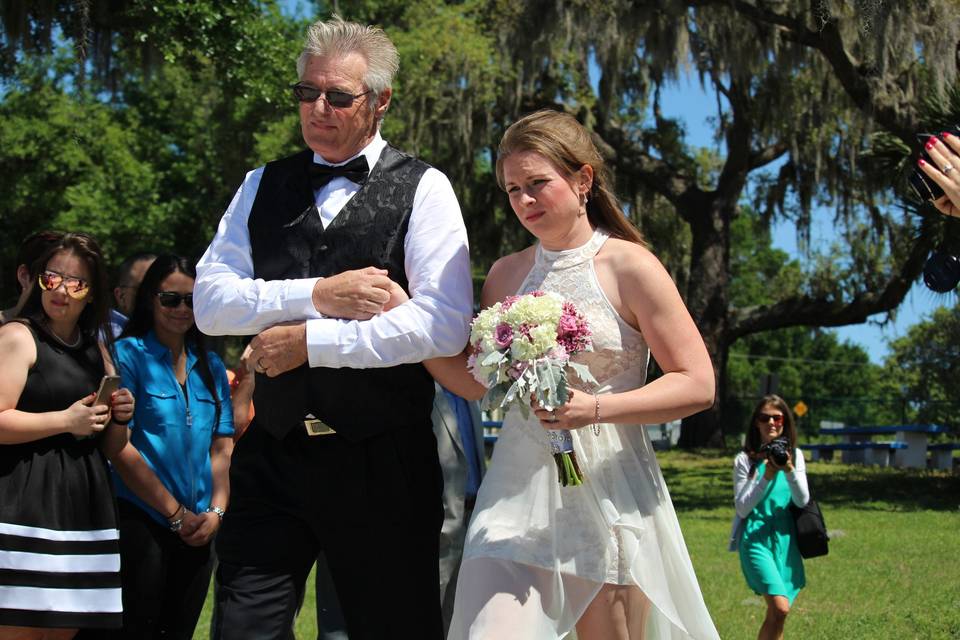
[749,142,789,171]
[728,229,936,339]
[714,76,754,204]
[707,0,918,144]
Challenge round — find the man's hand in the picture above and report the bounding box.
[312,267,393,319]
[249,322,308,377]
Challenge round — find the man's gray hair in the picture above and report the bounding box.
[297,16,399,99]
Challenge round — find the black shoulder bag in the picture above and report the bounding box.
[789,490,829,559]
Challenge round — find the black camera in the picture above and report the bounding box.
[759,436,791,467]
[923,251,960,293]
[908,125,960,202]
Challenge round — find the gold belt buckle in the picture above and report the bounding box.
[304,415,336,437]
[303,414,336,436]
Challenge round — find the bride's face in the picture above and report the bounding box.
[502,150,592,246]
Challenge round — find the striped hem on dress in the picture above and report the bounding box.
[0,521,122,628]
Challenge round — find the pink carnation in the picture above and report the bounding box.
[500,295,520,310]
[558,313,579,335]
[557,302,592,354]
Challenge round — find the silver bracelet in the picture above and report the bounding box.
[592,394,601,436]
[206,505,226,520]
[169,517,184,532]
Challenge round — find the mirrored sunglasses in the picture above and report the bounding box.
[757,412,784,426]
[156,292,194,309]
[291,82,372,108]
[38,270,90,300]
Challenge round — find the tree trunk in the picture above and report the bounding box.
[678,197,731,448]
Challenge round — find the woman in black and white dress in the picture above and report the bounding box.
[0,232,132,638]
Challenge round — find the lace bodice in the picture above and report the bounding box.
[516,228,649,389]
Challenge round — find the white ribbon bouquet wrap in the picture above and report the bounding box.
[468,291,597,486]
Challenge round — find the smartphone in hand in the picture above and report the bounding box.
[93,375,121,408]
[75,375,120,440]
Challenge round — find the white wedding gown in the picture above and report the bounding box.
[447,228,720,639]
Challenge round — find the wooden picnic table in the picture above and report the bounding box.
[818,424,948,468]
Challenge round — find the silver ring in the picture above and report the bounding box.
[944,164,955,174]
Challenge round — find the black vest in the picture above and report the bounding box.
[248,145,435,441]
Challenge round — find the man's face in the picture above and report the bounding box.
[298,52,391,164]
[115,257,154,316]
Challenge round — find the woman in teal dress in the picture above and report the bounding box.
[730,395,809,640]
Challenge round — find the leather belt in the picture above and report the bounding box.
[304,415,336,437]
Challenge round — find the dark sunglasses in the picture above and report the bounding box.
[38,270,90,300]
[756,412,784,426]
[291,82,372,108]
[156,292,194,309]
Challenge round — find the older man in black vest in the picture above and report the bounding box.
[194,17,472,640]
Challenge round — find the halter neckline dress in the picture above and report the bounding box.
[448,228,719,639]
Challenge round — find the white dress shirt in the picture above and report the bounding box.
[194,133,473,368]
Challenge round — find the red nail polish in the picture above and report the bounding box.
[918,158,926,166]
[926,138,937,150]
[942,131,955,139]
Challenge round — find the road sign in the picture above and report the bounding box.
[793,400,808,417]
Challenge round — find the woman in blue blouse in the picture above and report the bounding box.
[108,255,234,639]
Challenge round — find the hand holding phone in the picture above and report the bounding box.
[65,391,110,439]
[110,387,135,426]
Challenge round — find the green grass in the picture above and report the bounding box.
[664,451,960,640]
[193,451,960,639]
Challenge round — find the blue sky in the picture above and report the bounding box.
[658,75,952,363]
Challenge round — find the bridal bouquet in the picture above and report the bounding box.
[468,291,597,486]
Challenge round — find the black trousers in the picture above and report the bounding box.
[98,499,214,640]
[211,418,444,640]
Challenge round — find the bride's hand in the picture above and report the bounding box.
[531,389,596,430]
[381,279,409,312]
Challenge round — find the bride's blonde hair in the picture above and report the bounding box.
[495,109,645,245]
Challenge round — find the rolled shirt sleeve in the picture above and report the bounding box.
[209,352,236,438]
[306,167,473,368]
[194,167,323,336]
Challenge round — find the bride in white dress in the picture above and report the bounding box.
[423,110,720,639]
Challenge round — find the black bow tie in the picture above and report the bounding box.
[310,156,369,190]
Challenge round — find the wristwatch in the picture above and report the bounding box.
[206,505,226,520]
